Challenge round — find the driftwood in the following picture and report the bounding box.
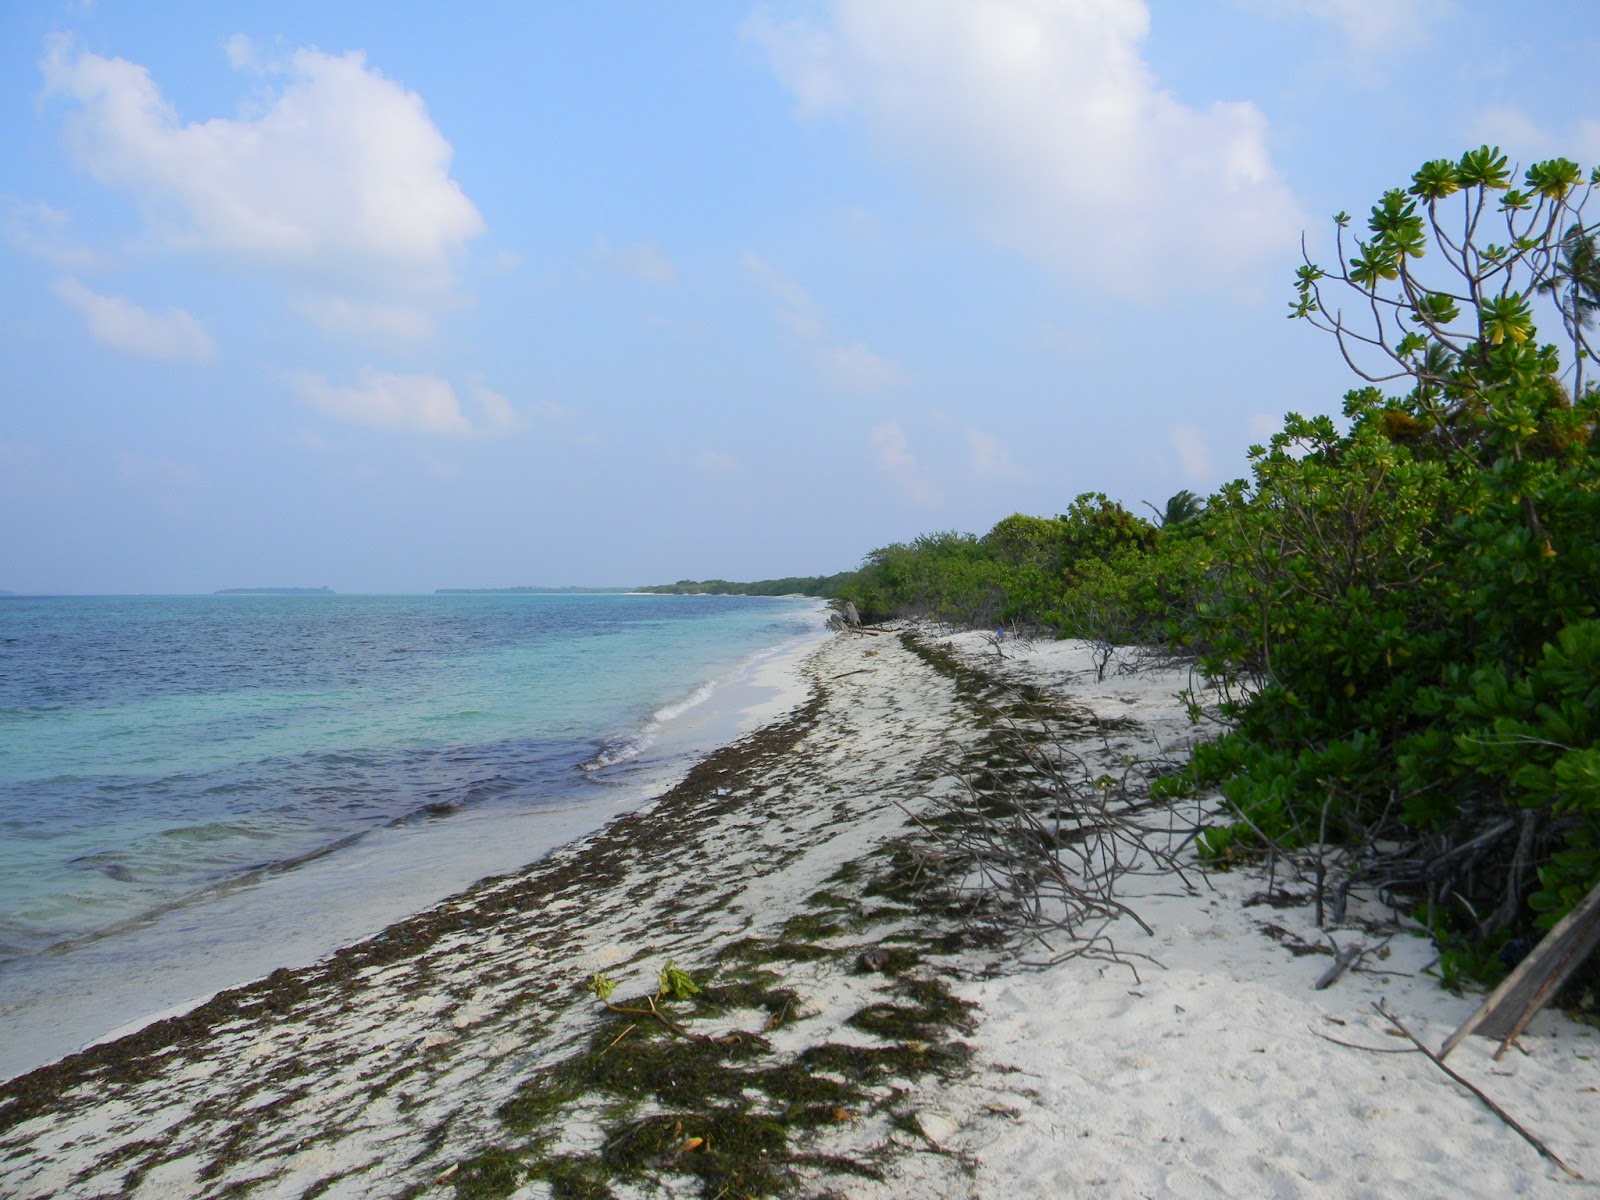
[1313,935,1392,990]
[825,601,887,635]
[1439,878,1600,1061]
[1376,1002,1581,1180]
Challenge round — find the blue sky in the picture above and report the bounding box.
[3,0,1597,593]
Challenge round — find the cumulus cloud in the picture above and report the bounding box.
[745,0,1302,298]
[870,419,938,504]
[593,236,676,285]
[53,276,216,362]
[744,251,906,391]
[40,35,483,335]
[291,369,520,437]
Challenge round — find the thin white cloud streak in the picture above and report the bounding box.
[690,449,743,475]
[52,276,216,362]
[291,369,521,437]
[743,252,906,391]
[593,236,677,285]
[968,428,1030,482]
[1270,0,1451,57]
[41,35,483,336]
[118,449,204,489]
[870,419,938,504]
[746,0,1303,298]
[3,197,102,271]
[1168,423,1213,479]
[292,296,435,341]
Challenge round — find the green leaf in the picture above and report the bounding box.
[1410,158,1462,200]
[657,959,700,999]
[588,971,618,1002]
[1458,145,1511,190]
[1525,158,1582,200]
[1478,293,1535,345]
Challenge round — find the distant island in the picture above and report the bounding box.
[214,587,336,596]
[435,586,633,594]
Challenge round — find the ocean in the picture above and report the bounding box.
[0,592,826,1079]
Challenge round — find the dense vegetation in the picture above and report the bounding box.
[716,151,1600,986]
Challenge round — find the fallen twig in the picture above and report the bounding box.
[1312,1030,1418,1054]
[1374,1001,1581,1180]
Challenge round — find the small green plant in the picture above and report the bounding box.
[657,959,700,1000]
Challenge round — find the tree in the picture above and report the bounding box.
[1187,150,1600,978]
[1289,146,1598,417]
[1536,222,1600,398]
[1146,489,1205,528]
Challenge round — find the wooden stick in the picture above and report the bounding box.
[1314,942,1364,990]
[1374,1002,1581,1180]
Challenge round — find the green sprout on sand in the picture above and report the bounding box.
[587,959,707,1042]
[658,958,700,999]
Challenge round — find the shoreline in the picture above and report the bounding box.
[2,628,1595,1198]
[0,607,828,1083]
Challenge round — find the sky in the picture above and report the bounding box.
[2,0,1598,594]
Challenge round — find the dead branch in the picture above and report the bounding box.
[893,652,1202,978]
[1374,1002,1581,1180]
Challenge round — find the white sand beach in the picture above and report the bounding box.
[2,627,1595,1199]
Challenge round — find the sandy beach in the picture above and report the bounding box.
[2,626,1596,1199]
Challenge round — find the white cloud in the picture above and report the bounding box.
[1467,106,1600,167]
[690,449,743,475]
[593,236,676,285]
[118,450,204,488]
[3,197,102,271]
[1168,423,1213,479]
[746,0,1302,298]
[817,342,905,391]
[744,251,906,391]
[471,380,522,435]
[968,428,1030,481]
[41,35,483,335]
[53,276,216,362]
[1246,412,1282,441]
[869,419,938,504]
[291,368,521,437]
[1274,0,1450,57]
[292,295,436,342]
[223,33,258,71]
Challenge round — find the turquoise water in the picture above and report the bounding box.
[0,593,822,965]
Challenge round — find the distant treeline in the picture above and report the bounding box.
[215,587,334,595]
[635,575,854,597]
[436,586,633,594]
